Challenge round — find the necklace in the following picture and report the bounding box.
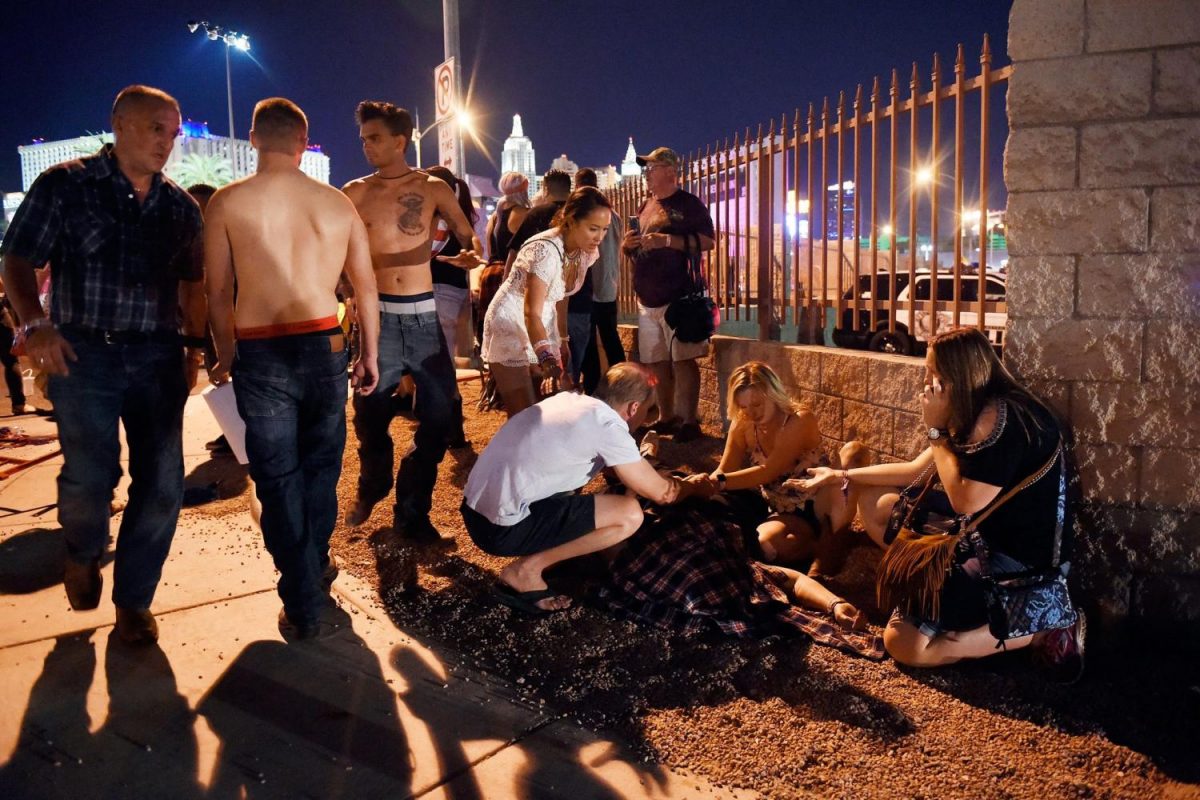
[373,169,418,181]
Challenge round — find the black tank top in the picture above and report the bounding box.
[431,232,468,289]
[489,206,517,262]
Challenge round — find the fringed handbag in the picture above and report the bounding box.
[877,443,1064,623]
[876,467,965,621]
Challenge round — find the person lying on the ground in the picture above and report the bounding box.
[793,327,1084,680]
[460,362,713,614]
[703,361,866,577]
[601,499,884,660]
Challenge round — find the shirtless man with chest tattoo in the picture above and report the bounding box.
[341,100,479,543]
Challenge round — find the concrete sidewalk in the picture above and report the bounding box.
[0,396,754,799]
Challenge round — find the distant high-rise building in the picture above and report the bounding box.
[550,153,578,178]
[501,114,536,189]
[825,180,856,240]
[620,137,640,179]
[17,121,330,191]
[593,165,621,192]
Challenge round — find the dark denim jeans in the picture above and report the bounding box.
[233,334,349,625]
[48,334,188,610]
[582,301,625,394]
[352,310,454,524]
[0,322,25,406]
[567,311,593,384]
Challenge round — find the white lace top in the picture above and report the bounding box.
[481,229,598,368]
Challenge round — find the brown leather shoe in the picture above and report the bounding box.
[64,558,102,610]
[114,607,159,645]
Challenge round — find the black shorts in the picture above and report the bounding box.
[460,493,597,557]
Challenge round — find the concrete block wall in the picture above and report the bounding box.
[1006,0,1200,640]
[617,326,926,464]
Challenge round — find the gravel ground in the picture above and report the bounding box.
[213,381,1199,799]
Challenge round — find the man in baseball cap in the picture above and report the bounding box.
[622,144,715,443]
[635,147,681,169]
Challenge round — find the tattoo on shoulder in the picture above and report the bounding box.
[396,193,425,235]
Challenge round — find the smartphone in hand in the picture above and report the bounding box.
[627,216,641,235]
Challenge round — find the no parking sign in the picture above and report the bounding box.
[434,58,459,175]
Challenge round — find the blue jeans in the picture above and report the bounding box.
[352,310,455,523]
[48,334,188,610]
[234,333,349,625]
[567,311,593,385]
[432,283,468,442]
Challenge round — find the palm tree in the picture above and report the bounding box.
[71,131,113,156]
[168,153,234,188]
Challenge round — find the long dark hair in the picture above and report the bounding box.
[551,186,611,230]
[426,165,477,225]
[928,327,1055,443]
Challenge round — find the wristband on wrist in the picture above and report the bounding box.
[828,598,850,616]
[22,317,55,337]
[840,470,851,497]
[714,472,727,492]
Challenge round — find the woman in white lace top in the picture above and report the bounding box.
[481,187,609,417]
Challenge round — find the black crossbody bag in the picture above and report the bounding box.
[664,231,717,343]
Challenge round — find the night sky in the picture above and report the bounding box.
[1,0,1012,193]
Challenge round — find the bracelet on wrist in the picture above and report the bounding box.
[828,598,850,616]
[840,470,851,497]
[22,317,55,336]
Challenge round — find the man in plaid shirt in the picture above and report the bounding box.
[0,85,206,645]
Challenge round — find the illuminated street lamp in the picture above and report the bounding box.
[186,21,251,141]
[914,165,934,186]
[412,107,474,169]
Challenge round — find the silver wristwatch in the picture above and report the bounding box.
[927,427,950,441]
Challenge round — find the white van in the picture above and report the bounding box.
[902,271,1007,349]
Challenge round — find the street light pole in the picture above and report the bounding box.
[414,109,423,168]
[413,111,471,170]
[442,0,466,176]
[187,21,250,174]
[225,46,235,140]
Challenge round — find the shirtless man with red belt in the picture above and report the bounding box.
[341,100,479,543]
[205,97,379,639]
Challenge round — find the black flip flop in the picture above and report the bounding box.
[492,583,570,615]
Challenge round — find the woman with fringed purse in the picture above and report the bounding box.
[793,328,1085,682]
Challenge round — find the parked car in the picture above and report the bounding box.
[832,270,1006,355]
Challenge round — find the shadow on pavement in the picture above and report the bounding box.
[196,604,412,797]
[183,456,249,501]
[0,631,203,799]
[0,527,114,595]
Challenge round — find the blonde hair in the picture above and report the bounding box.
[726,361,800,421]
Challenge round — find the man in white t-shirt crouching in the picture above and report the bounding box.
[461,363,712,614]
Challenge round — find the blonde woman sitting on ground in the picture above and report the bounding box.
[707,361,865,575]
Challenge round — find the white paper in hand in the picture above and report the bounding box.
[202,382,250,465]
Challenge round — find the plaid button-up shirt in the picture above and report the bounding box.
[603,505,886,660]
[0,144,202,333]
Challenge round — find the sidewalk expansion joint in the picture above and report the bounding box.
[405,715,564,799]
[0,586,278,650]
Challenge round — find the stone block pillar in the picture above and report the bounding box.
[1006,0,1200,642]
